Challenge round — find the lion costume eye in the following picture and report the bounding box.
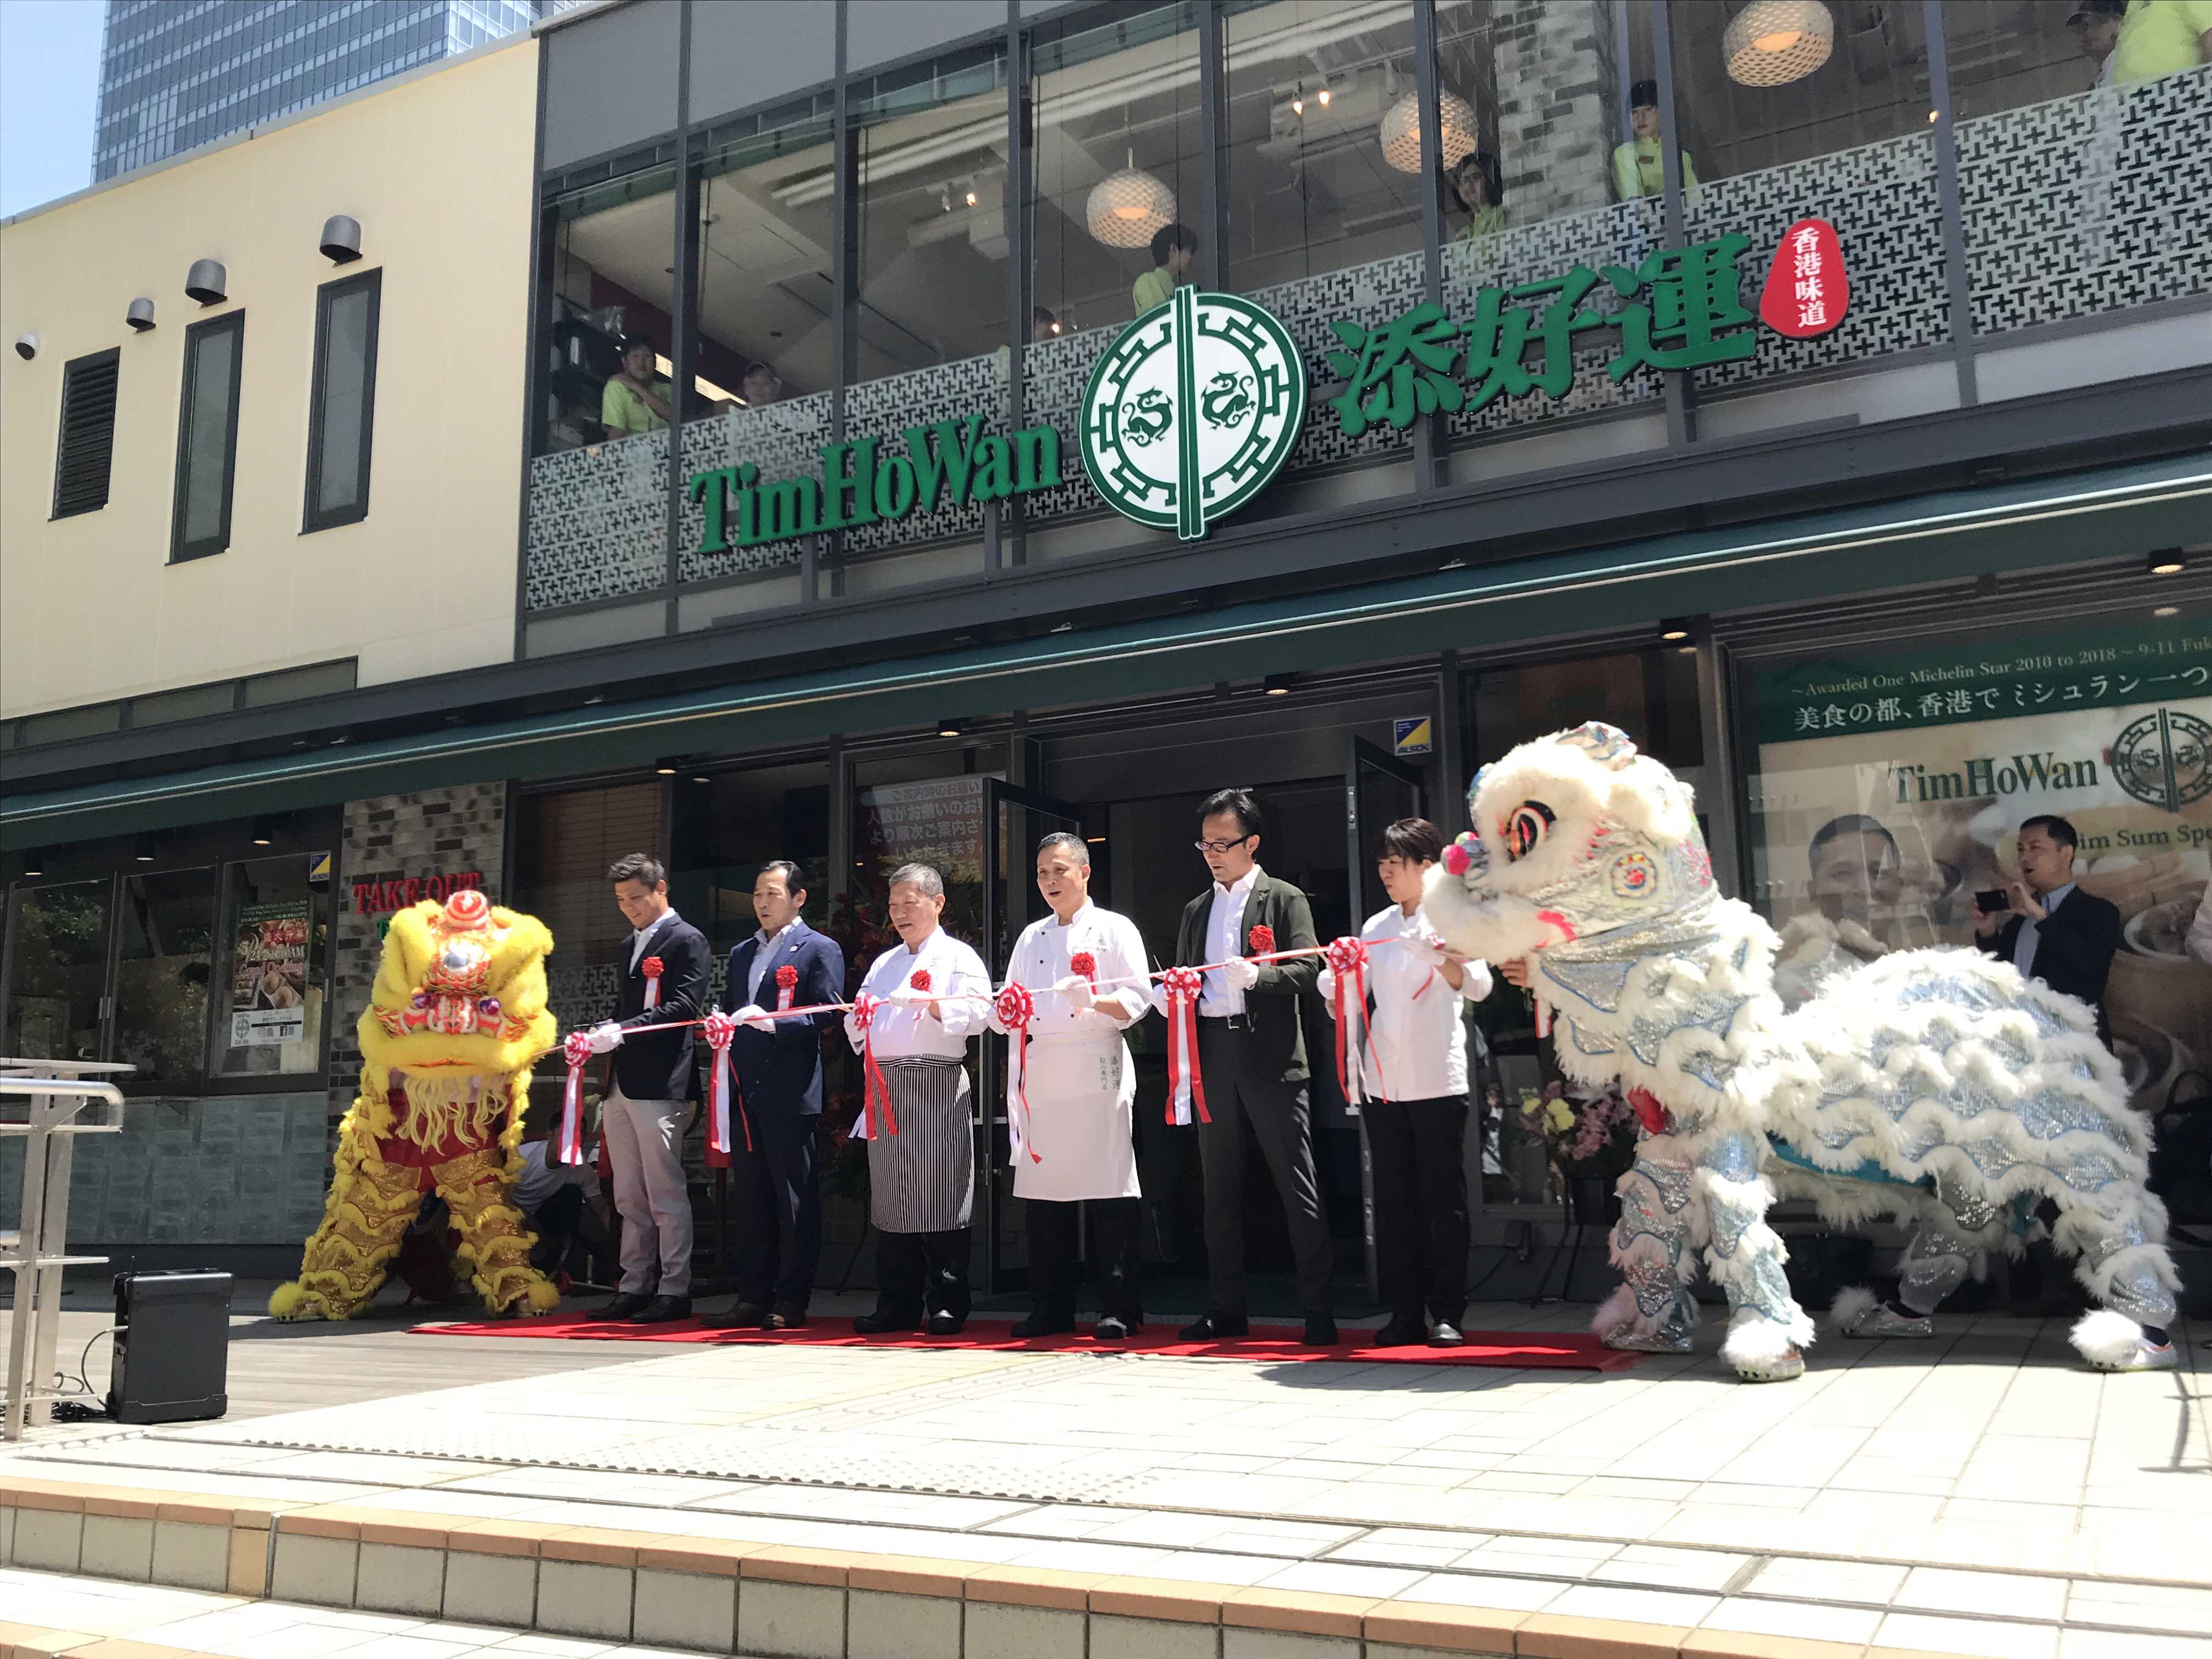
[1502,801,1555,861]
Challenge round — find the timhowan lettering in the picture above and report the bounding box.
[687,419,1063,554]
[1889,752,2101,804]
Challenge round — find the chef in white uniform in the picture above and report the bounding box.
[992,832,1153,1339]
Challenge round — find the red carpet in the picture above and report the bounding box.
[413,1313,1639,1370]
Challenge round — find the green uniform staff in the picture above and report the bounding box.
[601,332,673,438]
[1611,79,1699,202]
[1447,150,1507,243]
[1132,222,1197,316]
[2109,0,2212,82]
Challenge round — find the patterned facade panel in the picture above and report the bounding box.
[525,433,669,612]
[1252,248,1427,473]
[545,958,729,1039]
[1022,325,1115,526]
[1685,129,1947,393]
[1957,69,2212,338]
[840,355,999,555]
[1441,198,1669,438]
[676,394,833,585]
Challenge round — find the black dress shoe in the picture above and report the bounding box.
[1429,1322,1466,1347]
[925,1312,966,1336]
[853,1310,921,1335]
[704,1301,771,1330]
[1011,1314,1075,1339]
[1178,1313,1248,1341]
[1304,1316,1340,1346]
[766,1304,808,1330]
[584,1293,652,1322]
[628,1295,693,1324]
[1372,1317,1427,1347]
[1093,1315,1138,1341]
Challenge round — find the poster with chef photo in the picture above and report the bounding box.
[230,900,312,1046]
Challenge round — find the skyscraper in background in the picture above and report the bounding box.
[93,0,576,182]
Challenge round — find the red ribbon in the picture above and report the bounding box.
[702,1010,751,1164]
[850,991,898,1140]
[641,955,664,1011]
[1324,934,1387,1105]
[1161,966,1210,1126]
[1629,1086,1672,1136]
[557,1029,592,1165]
[995,982,1039,1163]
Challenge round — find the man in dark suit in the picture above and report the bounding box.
[582,853,710,1324]
[1173,788,1336,1345]
[1975,813,2122,1046]
[705,860,845,1331]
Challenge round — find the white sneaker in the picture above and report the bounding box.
[1843,1303,1933,1339]
[2094,1336,2179,1373]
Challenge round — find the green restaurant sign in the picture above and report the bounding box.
[684,223,1846,556]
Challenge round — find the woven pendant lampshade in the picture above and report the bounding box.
[1723,0,1833,86]
[1086,148,1177,248]
[1379,88,1478,174]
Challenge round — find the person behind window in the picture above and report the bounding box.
[601,333,673,439]
[1448,150,1506,242]
[1611,80,1699,202]
[2070,0,2128,84]
[2108,0,2212,84]
[740,362,782,407]
[1974,814,2122,1046]
[1132,222,1197,317]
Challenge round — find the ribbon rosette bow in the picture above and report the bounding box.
[907,968,932,994]
[849,991,898,1140]
[556,1029,594,1165]
[1069,950,1097,984]
[702,1009,750,1163]
[1324,935,1387,1107]
[774,962,799,1011]
[1160,966,1211,1126]
[1628,1086,1672,1137]
[1246,924,1276,958]
[640,954,665,1011]
[995,982,1041,1164]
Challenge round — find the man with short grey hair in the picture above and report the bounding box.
[843,863,992,1334]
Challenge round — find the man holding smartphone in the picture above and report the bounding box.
[1974,814,2121,1047]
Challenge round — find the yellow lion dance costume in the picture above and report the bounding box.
[271,889,563,1321]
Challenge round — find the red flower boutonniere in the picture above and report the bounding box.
[1246,925,1275,957]
[640,955,666,1010]
[775,964,799,990]
[908,968,933,992]
[1069,951,1097,982]
[640,956,664,979]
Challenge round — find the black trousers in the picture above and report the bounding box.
[874,1227,971,1323]
[728,1105,821,1310]
[1363,1092,1470,1325]
[1195,1019,1334,1319]
[1028,1197,1142,1325]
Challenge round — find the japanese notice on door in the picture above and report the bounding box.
[230,900,311,1046]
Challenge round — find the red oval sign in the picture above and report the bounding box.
[1759,217,1848,338]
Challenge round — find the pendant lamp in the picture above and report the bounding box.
[1086,148,1176,248]
[1379,88,1478,174]
[1723,0,1834,86]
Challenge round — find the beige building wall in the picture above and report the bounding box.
[0,35,538,720]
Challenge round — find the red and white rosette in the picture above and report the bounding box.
[850,990,898,1141]
[702,1009,749,1164]
[1324,934,1386,1107]
[1246,924,1276,959]
[640,955,664,1011]
[774,962,799,1012]
[1160,965,1211,1126]
[995,982,1040,1164]
[556,1029,592,1165]
[1069,950,1097,986]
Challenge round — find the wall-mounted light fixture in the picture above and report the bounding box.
[184,259,228,304]
[653,758,679,775]
[319,214,363,263]
[22,849,46,877]
[2148,550,2185,576]
[1660,618,1693,642]
[936,718,965,738]
[1262,673,1295,697]
[13,333,38,360]
[133,836,157,864]
[250,817,274,847]
[126,297,156,332]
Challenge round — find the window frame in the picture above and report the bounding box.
[169,309,246,564]
[302,267,382,533]
[52,347,122,521]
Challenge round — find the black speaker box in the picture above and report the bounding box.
[108,1269,231,1425]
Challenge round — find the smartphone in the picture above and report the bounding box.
[1974,888,2008,915]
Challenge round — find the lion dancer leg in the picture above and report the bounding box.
[1698,1130,1813,1382]
[1593,1146,1700,1353]
[270,1120,423,1321]
[1835,1177,1994,1340]
[2052,1201,2180,1373]
[435,1143,561,1318]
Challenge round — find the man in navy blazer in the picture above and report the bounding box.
[704,860,846,1329]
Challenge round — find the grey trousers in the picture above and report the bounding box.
[603,1087,695,1296]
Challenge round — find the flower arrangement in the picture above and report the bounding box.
[1520,1081,1639,1180]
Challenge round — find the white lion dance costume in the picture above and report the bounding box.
[1424,722,2178,1381]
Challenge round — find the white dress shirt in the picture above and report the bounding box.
[844,927,991,1060]
[629,908,680,970]
[746,921,798,1005]
[2013,883,2075,978]
[1199,866,1261,1017]
[1318,905,1492,1102]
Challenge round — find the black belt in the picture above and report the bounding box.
[1197,1013,1254,1031]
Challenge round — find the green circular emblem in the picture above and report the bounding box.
[1079,289,1307,541]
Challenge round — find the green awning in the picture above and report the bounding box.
[7,450,2205,848]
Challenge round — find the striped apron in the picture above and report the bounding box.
[868,1058,975,1233]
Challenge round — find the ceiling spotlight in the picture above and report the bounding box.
[251,817,274,847]
[964,186,978,207]
[1291,89,1305,116]
[1262,673,1295,697]
[133,836,156,863]
[2154,605,2180,618]
[126,297,156,332]
[1317,84,1331,106]
[937,718,964,738]
[23,848,46,877]
[654,757,679,775]
[2148,550,2184,575]
[1660,618,1694,642]
[184,258,228,304]
[691,774,712,785]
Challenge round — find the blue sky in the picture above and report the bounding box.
[1,0,106,218]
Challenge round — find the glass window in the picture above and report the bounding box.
[511,781,665,1033]
[2,881,111,1064]
[304,268,380,531]
[668,760,834,958]
[171,311,244,562]
[215,856,327,1076]
[111,868,217,1090]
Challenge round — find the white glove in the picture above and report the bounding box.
[1053,974,1093,1013]
[1401,932,1448,969]
[734,1003,774,1035]
[585,1022,625,1054]
[1224,956,1260,991]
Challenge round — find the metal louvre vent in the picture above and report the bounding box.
[53,349,120,518]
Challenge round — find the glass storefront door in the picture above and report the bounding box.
[2,880,112,1064]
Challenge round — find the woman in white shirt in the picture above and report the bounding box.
[1319,817,1493,1347]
